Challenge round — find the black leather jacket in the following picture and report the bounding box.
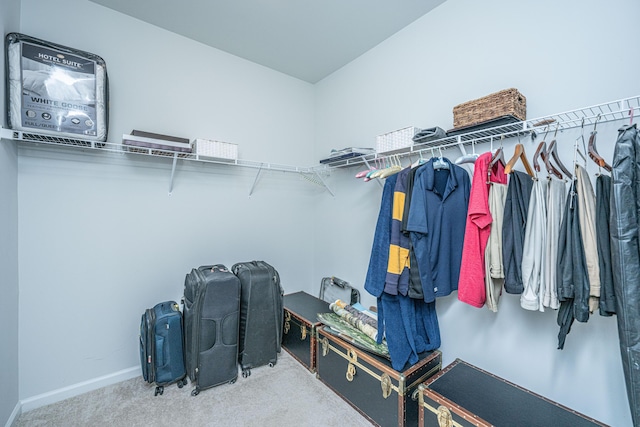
[556,180,590,350]
[610,123,640,427]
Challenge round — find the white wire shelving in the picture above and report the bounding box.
[3,95,640,195]
[0,127,334,196]
[319,95,640,169]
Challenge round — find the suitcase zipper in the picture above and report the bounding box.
[185,271,200,382]
[192,268,207,386]
[147,308,156,384]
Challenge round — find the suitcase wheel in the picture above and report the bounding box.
[177,379,185,388]
[242,369,251,378]
[191,388,200,397]
[269,362,275,368]
[154,386,164,396]
[229,378,236,384]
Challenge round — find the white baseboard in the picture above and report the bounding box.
[4,402,21,427]
[20,366,140,413]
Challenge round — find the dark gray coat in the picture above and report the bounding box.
[610,123,640,427]
[556,180,590,350]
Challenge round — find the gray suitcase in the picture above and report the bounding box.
[319,276,360,305]
[182,264,241,395]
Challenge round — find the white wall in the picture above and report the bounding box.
[16,0,318,406]
[10,0,640,426]
[1,1,22,426]
[314,0,640,426]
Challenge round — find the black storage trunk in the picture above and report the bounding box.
[182,265,241,396]
[316,326,442,427]
[418,359,608,427]
[282,291,331,372]
[232,260,284,377]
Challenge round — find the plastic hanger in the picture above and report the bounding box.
[378,155,402,178]
[486,136,505,183]
[489,136,506,170]
[411,150,427,168]
[574,136,588,172]
[587,115,612,173]
[363,158,383,182]
[355,161,375,178]
[490,147,504,169]
[455,140,479,165]
[369,157,390,179]
[433,147,449,170]
[504,140,534,176]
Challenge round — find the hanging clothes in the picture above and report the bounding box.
[379,292,440,371]
[502,170,533,294]
[609,123,640,427]
[595,174,615,316]
[541,177,567,311]
[364,174,397,299]
[520,176,548,311]
[406,157,471,303]
[384,167,412,296]
[401,166,424,300]
[485,182,508,312]
[575,164,601,313]
[458,152,507,308]
[364,172,441,372]
[556,180,590,350]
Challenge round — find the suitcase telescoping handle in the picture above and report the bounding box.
[199,264,229,273]
[332,276,348,288]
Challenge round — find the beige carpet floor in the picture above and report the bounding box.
[15,350,373,427]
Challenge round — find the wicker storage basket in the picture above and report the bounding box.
[453,88,526,129]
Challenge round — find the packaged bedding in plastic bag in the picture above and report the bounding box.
[5,33,108,141]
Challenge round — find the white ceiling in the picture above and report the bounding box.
[89,0,446,83]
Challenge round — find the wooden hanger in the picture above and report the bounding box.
[541,149,563,179]
[532,125,553,174]
[587,115,612,172]
[533,137,548,174]
[504,143,534,176]
[587,133,611,172]
[546,139,572,179]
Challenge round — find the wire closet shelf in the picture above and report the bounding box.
[0,128,315,174]
[320,95,640,168]
[2,95,639,174]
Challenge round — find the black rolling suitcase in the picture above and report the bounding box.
[139,301,187,396]
[182,265,241,396]
[232,260,284,378]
